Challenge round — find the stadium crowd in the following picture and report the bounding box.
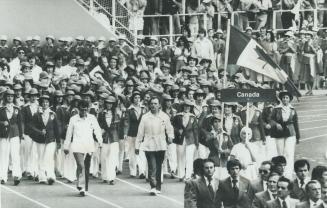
[0,24,325,206]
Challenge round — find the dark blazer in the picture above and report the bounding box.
[52,105,70,140]
[266,198,299,208]
[98,110,121,144]
[295,200,320,208]
[223,114,243,145]
[239,108,266,142]
[200,113,215,146]
[124,105,146,137]
[29,110,60,144]
[252,190,273,208]
[184,177,219,208]
[22,104,35,136]
[207,131,233,167]
[262,105,274,136]
[215,176,254,208]
[290,179,308,202]
[251,179,265,194]
[270,105,300,141]
[0,106,23,138]
[172,113,198,146]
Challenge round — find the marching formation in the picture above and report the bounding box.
[0,31,322,208]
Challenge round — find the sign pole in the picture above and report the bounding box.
[220,19,231,126]
[246,101,249,128]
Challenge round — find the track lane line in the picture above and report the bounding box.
[300,134,327,142]
[299,118,327,124]
[115,178,183,206]
[1,185,52,208]
[56,180,125,208]
[300,125,327,131]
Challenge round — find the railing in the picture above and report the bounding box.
[76,0,136,47]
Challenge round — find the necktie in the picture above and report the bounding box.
[272,193,277,199]
[208,178,214,199]
[300,179,305,189]
[232,179,239,199]
[282,200,287,208]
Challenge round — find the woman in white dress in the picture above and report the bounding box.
[229,127,258,181]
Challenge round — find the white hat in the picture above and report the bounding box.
[216,29,223,34]
[26,36,32,41]
[285,31,294,37]
[109,37,117,42]
[76,35,85,41]
[32,35,41,41]
[86,36,95,42]
[137,35,144,40]
[66,37,73,42]
[13,37,22,42]
[0,35,7,41]
[203,0,211,3]
[46,35,55,40]
[58,37,66,42]
[150,36,158,42]
[118,34,126,40]
[245,26,253,31]
[98,36,106,41]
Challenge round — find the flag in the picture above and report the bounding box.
[227,25,301,97]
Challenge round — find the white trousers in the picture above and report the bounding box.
[127,137,146,176]
[36,142,56,182]
[101,142,119,181]
[90,143,100,177]
[61,140,77,182]
[118,140,125,172]
[21,135,38,176]
[0,137,22,181]
[177,142,195,179]
[265,136,278,160]
[163,143,177,174]
[275,136,296,178]
[196,144,210,159]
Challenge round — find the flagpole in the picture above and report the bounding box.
[220,19,231,128]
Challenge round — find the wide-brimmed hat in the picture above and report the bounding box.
[82,90,95,98]
[210,100,221,107]
[187,56,198,65]
[4,89,15,96]
[194,89,206,97]
[278,90,293,101]
[162,94,174,101]
[105,96,117,103]
[29,88,39,95]
[131,90,142,101]
[199,58,212,65]
[39,95,50,101]
[54,90,64,97]
[182,99,194,107]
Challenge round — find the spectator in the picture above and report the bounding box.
[187,0,201,37]
[198,0,215,31]
[127,0,147,35]
[192,28,215,63]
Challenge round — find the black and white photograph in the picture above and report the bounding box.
[0,0,327,207]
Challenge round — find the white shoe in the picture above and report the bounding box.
[156,190,161,194]
[149,188,156,196]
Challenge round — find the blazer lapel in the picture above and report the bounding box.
[199,177,212,201]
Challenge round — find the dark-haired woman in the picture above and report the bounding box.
[124,91,147,178]
[172,100,198,181]
[30,95,60,185]
[98,96,121,185]
[0,90,23,185]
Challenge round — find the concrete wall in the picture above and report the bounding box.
[0,0,115,41]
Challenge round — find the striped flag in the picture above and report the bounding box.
[227,25,301,97]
